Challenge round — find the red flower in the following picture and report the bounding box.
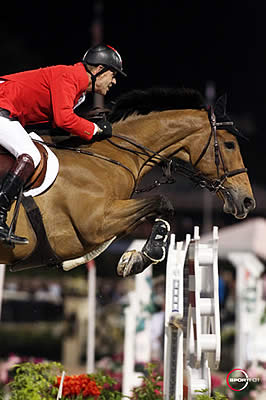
[211,374,222,389]
[55,374,101,398]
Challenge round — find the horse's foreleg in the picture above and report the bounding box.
[103,195,173,238]
[117,218,170,277]
[104,195,173,277]
[62,195,173,272]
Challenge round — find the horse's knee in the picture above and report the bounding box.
[156,195,174,219]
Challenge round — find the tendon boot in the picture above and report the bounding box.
[141,218,170,263]
[0,154,35,245]
[117,219,171,277]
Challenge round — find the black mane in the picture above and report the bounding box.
[108,87,205,123]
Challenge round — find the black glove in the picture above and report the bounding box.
[94,119,112,140]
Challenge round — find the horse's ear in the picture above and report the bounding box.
[214,94,227,116]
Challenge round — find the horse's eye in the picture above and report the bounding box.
[224,141,235,150]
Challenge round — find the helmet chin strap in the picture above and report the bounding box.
[82,62,109,95]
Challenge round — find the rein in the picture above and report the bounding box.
[106,134,176,193]
[96,107,248,193]
[38,135,174,194]
[38,107,248,195]
[38,140,139,189]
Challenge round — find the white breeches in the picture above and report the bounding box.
[0,116,41,167]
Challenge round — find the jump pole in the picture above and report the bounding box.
[87,260,96,373]
[164,227,221,400]
[122,240,153,397]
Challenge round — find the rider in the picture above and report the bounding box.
[0,43,127,245]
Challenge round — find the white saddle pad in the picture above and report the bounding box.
[23,132,59,197]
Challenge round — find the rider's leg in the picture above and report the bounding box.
[0,114,41,167]
[0,154,35,244]
[0,114,40,245]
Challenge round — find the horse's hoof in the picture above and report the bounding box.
[117,250,146,277]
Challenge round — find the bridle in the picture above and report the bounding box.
[190,106,248,192]
[105,106,248,194]
[39,107,248,195]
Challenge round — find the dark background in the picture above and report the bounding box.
[0,1,264,184]
[0,2,263,362]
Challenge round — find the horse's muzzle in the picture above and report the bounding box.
[221,188,256,219]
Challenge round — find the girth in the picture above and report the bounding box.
[8,196,62,272]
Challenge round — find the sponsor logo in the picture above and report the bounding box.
[226,369,260,391]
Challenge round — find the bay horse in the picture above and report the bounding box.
[1,88,255,276]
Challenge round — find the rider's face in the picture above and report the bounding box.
[94,68,117,96]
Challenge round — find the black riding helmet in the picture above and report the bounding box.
[82,44,127,94]
[83,44,127,77]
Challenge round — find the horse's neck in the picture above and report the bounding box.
[113,109,209,171]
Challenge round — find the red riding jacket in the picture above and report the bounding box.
[0,62,96,140]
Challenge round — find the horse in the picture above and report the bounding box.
[0,87,255,276]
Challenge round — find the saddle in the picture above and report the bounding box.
[0,140,62,272]
[0,140,48,189]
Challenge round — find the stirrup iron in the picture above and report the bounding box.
[5,188,28,247]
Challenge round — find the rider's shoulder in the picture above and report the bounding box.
[41,63,86,79]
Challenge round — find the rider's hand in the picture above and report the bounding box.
[93,120,112,140]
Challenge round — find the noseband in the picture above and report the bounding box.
[190,107,248,192]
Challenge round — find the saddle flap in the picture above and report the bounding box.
[24,132,59,197]
[0,141,48,191]
[24,141,48,190]
[0,132,58,197]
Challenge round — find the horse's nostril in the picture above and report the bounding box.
[244,197,255,210]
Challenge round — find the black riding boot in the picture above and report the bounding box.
[0,154,35,245]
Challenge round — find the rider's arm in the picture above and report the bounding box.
[49,72,99,140]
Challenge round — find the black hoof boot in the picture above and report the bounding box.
[117,219,170,278]
[141,218,170,263]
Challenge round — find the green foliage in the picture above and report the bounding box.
[260,305,266,324]
[5,360,231,400]
[131,363,163,399]
[90,371,128,399]
[8,361,63,400]
[195,389,229,400]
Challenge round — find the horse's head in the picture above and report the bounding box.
[178,96,255,219]
[107,87,255,219]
